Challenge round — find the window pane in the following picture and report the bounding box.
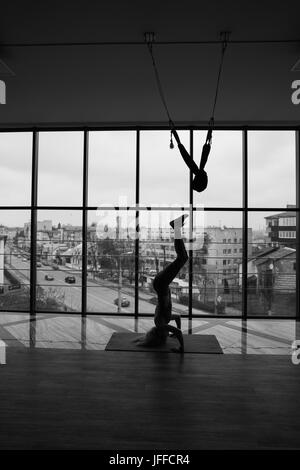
[140,131,189,206]
[36,210,82,312]
[193,131,242,207]
[192,211,243,316]
[139,209,189,316]
[248,131,296,207]
[0,210,31,311]
[88,131,135,207]
[38,132,83,206]
[0,132,32,205]
[87,210,135,314]
[248,211,297,317]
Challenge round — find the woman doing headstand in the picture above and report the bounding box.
[136,214,189,353]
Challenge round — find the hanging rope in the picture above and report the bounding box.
[206,31,230,144]
[144,31,230,153]
[144,32,175,148]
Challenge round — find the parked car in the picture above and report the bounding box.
[22,258,27,262]
[44,274,54,281]
[37,262,42,267]
[52,265,59,270]
[114,297,130,308]
[65,276,76,284]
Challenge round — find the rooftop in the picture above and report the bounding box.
[265,205,296,219]
[255,246,296,266]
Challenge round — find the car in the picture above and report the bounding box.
[44,274,54,281]
[36,262,42,267]
[114,297,130,308]
[149,270,157,276]
[65,276,76,284]
[17,255,21,258]
[22,258,27,262]
[52,265,59,270]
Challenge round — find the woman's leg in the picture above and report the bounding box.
[153,238,188,294]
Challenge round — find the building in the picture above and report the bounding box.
[265,205,297,248]
[255,246,296,292]
[194,227,252,287]
[24,220,53,241]
[238,245,297,316]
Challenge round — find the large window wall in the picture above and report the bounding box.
[0,129,298,319]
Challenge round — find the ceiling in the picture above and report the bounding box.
[0,0,299,127]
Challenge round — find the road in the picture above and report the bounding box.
[6,253,190,315]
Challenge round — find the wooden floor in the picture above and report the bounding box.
[1,347,300,449]
[0,313,298,354]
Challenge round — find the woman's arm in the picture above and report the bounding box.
[171,313,181,330]
[164,324,184,353]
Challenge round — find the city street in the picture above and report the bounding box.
[6,252,190,315]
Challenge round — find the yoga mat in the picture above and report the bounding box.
[105,333,223,354]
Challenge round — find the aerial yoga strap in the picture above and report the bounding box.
[201,31,230,165]
[144,32,175,148]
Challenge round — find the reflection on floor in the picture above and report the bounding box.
[0,313,297,354]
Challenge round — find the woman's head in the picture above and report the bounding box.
[144,326,168,347]
[192,169,208,193]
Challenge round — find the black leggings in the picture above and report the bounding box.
[153,239,188,296]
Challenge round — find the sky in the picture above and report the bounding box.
[0,130,296,231]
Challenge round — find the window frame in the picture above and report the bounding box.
[0,126,298,324]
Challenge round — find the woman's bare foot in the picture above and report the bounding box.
[169,214,189,230]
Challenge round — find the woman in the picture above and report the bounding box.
[135,214,189,353]
[171,126,210,193]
